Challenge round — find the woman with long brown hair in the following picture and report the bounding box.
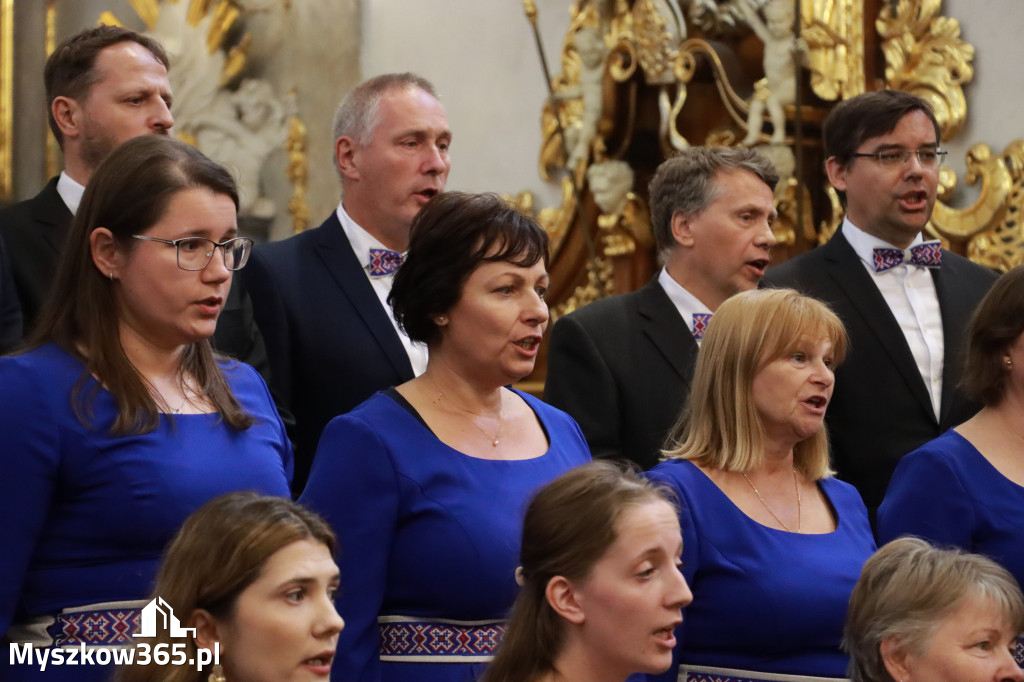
[0,136,291,682]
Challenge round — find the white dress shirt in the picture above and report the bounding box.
[842,219,944,418]
[658,267,713,345]
[56,172,85,215]
[336,202,428,376]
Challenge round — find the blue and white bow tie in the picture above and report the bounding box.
[368,248,403,277]
[692,313,712,341]
[872,240,942,272]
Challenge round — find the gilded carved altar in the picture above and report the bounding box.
[522,0,1024,322]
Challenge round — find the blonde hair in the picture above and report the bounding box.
[845,537,1024,682]
[662,288,847,479]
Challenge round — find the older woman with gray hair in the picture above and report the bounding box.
[845,537,1024,682]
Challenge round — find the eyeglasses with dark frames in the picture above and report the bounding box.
[132,235,254,271]
[850,148,948,168]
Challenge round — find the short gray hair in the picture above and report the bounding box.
[844,537,1024,682]
[648,147,779,263]
[331,72,438,147]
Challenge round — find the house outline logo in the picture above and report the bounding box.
[133,597,197,639]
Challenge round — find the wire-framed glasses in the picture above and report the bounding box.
[850,148,948,168]
[132,235,254,271]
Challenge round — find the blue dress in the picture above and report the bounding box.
[878,429,1024,587]
[299,389,591,682]
[646,460,876,681]
[0,344,293,682]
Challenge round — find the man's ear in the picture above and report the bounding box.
[51,96,81,143]
[545,575,586,625]
[825,156,849,194]
[879,636,912,682]
[336,136,360,181]
[89,228,123,280]
[670,211,696,248]
[191,609,223,654]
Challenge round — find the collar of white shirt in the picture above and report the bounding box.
[657,268,713,341]
[335,202,404,272]
[56,171,86,216]
[841,217,930,273]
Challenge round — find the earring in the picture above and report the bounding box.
[109,272,114,281]
[1006,358,1014,369]
[208,664,226,682]
[435,315,447,325]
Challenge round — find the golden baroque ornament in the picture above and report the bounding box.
[877,0,974,140]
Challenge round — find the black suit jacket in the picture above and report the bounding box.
[240,212,415,493]
[0,175,274,380]
[544,277,698,470]
[0,230,21,353]
[764,231,997,517]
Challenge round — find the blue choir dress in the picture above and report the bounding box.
[0,344,293,682]
[878,429,1024,587]
[646,459,876,681]
[299,388,591,682]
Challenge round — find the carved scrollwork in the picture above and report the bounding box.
[632,0,684,85]
[551,257,614,321]
[877,0,973,140]
[800,0,864,101]
[929,141,1024,271]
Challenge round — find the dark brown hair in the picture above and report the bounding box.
[961,265,1024,406]
[648,147,779,263]
[117,492,336,682]
[482,461,675,682]
[823,90,940,167]
[45,25,169,146]
[28,135,251,435]
[389,191,548,345]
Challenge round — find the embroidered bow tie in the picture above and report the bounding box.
[872,241,942,272]
[692,313,713,341]
[368,248,403,277]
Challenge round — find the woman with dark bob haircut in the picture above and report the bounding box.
[483,461,692,682]
[844,537,1024,682]
[0,136,291,682]
[880,265,1024,607]
[118,492,344,682]
[300,191,590,681]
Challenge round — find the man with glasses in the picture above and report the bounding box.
[0,25,268,376]
[765,89,997,521]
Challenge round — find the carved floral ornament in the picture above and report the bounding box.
[527,0,1024,316]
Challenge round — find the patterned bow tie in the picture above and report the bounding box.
[692,313,712,341]
[368,248,404,277]
[872,240,943,272]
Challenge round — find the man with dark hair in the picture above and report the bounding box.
[0,25,268,376]
[765,89,997,520]
[1,25,172,330]
[545,147,779,470]
[241,73,451,493]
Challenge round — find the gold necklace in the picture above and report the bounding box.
[742,468,802,533]
[427,376,504,447]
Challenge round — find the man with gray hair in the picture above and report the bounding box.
[242,72,451,493]
[545,147,778,469]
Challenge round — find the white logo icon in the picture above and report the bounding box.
[134,597,197,639]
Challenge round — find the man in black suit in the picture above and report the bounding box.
[242,73,451,493]
[545,147,779,469]
[765,90,996,519]
[0,232,20,352]
[0,25,269,375]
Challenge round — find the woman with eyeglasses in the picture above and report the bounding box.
[0,136,292,682]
